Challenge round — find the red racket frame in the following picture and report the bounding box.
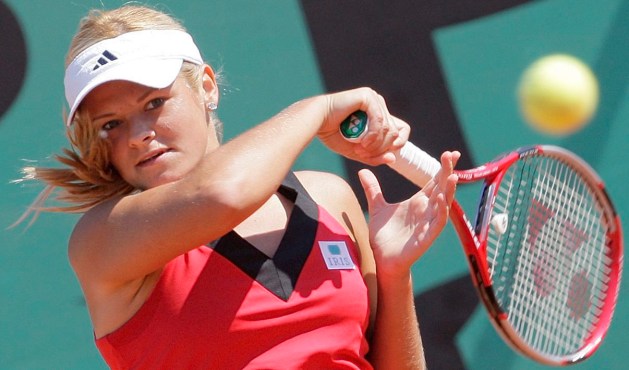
[448,145,623,365]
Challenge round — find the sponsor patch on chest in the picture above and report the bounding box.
[318,241,356,270]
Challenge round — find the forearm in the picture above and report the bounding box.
[369,273,426,370]
[183,86,398,224]
[185,87,384,212]
[190,97,325,199]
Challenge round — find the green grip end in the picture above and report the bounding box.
[340,111,368,140]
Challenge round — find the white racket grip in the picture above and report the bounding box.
[339,111,441,187]
[390,142,441,188]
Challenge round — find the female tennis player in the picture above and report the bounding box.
[19,4,458,369]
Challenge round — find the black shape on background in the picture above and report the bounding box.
[0,1,27,125]
[301,0,530,204]
[301,1,530,368]
[415,274,479,370]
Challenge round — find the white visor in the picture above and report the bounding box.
[64,29,203,126]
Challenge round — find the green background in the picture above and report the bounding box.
[1,0,627,369]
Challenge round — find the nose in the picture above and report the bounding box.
[128,117,156,147]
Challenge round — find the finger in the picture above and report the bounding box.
[358,169,387,214]
[362,99,401,153]
[445,151,460,201]
[440,151,454,176]
[361,93,387,146]
[437,151,459,188]
[433,192,449,222]
[451,150,461,168]
[445,174,458,206]
[432,193,449,230]
[391,116,410,147]
[352,147,397,166]
[420,193,449,246]
[362,126,394,151]
[358,130,401,165]
[420,152,451,198]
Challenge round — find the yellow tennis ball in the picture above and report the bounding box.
[518,54,599,136]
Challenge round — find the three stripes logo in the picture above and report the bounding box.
[92,50,118,71]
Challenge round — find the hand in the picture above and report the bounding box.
[359,151,460,282]
[316,88,410,166]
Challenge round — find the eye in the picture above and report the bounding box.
[102,119,122,131]
[146,97,166,110]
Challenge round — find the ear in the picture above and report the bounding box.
[202,64,219,106]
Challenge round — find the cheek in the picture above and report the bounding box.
[165,106,211,147]
[105,137,131,175]
[186,125,212,157]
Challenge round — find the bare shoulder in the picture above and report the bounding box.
[294,170,357,209]
[67,196,121,275]
[294,170,367,245]
[68,195,162,334]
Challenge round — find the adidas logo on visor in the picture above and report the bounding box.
[92,50,118,70]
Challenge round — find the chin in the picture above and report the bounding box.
[134,173,184,190]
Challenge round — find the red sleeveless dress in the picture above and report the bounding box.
[95,174,373,369]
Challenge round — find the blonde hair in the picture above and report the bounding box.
[15,4,220,224]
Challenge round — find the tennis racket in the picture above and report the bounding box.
[341,111,623,366]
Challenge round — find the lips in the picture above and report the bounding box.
[137,148,170,166]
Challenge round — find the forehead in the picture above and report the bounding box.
[81,78,190,118]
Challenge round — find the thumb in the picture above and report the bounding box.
[358,169,386,214]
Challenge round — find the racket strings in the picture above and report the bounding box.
[530,161,604,354]
[486,155,611,358]
[519,159,606,354]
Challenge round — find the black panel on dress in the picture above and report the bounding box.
[209,173,319,301]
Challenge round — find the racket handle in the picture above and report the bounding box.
[340,111,441,187]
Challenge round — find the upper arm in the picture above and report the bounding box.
[295,171,377,333]
[68,172,261,291]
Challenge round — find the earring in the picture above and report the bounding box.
[207,102,218,111]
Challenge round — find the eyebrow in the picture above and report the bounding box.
[90,87,157,122]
